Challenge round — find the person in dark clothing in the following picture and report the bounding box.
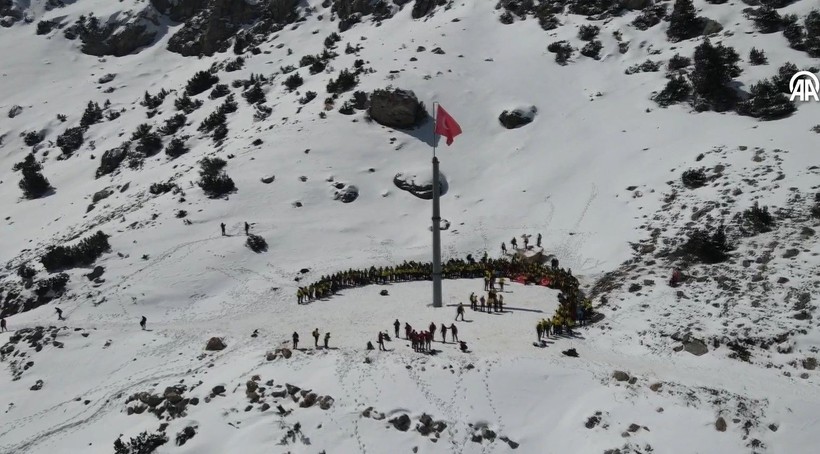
[459,341,468,352]
[244,222,250,235]
[324,332,330,349]
[0,317,7,332]
[450,324,458,343]
[510,237,517,249]
[455,303,465,321]
[140,316,147,330]
[55,307,64,321]
[523,235,529,249]
[312,328,320,347]
[292,332,299,350]
[501,242,507,254]
[429,322,437,341]
[536,322,543,342]
[440,324,447,343]
[551,257,559,269]
[537,233,542,248]
[220,222,226,236]
[405,323,412,340]
[394,319,400,339]
[378,332,386,351]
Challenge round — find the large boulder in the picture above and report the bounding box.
[97,144,129,178]
[205,337,227,351]
[499,106,537,129]
[369,89,427,129]
[393,169,448,200]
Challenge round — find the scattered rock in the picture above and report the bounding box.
[318,395,334,410]
[380,289,389,296]
[649,382,662,392]
[30,379,44,391]
[585,415,601,429]
[389,414,412,431]
[562,348,579,357]
[334,184,359,203]
[782,249,799,259]
[612,371,630,382]
[683,339,708,356]
[86,266,105,281]
[499,106,537,129]
[261,175,275,184]
[212,385,226,395]
[138,392,164,407]
[176,425,196,446]
[285,383,301,396]
[299,392,318,408]
[715,417,727,432]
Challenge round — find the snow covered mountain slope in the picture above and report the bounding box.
[0,0,818,453]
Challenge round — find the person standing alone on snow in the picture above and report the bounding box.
[221,222,226,236]
[292,332,299,350]
[55,307,64,321]
[140,316,147,330]
[537,233,542,248]
[455,303,465,321]
[378,332,386,351]
[324,332,330,349]
[312,328,320,347]
[0,317,7,332]
[245,222,250,235]
[501,242,507,254]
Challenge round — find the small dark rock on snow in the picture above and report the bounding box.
[499,106,537,129]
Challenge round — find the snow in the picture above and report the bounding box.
[0,0,819,453]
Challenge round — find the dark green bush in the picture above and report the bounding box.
[41,231,110,272]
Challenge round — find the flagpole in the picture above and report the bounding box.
[431,102,443,308]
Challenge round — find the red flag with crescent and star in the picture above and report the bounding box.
[434,105,462,146]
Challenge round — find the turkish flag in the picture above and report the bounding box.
[434,105,462,146]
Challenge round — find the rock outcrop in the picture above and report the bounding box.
[394,170,448,200]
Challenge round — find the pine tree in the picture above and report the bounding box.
[692,39,740,110]
[667,0,701,41]
[13,153,52,199]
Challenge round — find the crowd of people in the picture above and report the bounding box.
[371,319,467,353]
[293,237,601,352]
[297,250,581,305]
